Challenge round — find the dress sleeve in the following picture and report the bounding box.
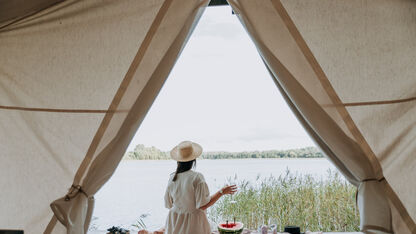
[195,173,211,209]
[164,184,173,209]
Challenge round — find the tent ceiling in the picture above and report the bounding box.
[0,0,227,28]
[0,0,227,27]
[0,0,64,27]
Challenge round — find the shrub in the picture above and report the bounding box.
[208,169,359,232]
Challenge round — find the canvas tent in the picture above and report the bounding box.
[0,0,415,233]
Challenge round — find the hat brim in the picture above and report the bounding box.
[170,142,203,162]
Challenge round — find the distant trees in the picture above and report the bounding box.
[201,147,323,159]
[124,144,168,160]
[123,145,324,160]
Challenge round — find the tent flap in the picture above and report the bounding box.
[228,0,416,233]
[0,0,208,233]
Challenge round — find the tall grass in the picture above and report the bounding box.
[208,169,359,232]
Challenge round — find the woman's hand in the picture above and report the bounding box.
[199,185,238,210]
[221,184,237,195]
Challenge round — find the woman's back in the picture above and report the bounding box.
[163,141,236,234]
[164,170,211,234]
[165,170,210,213]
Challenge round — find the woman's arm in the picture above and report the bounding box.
[199,185,237,210]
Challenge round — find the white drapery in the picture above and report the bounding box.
[227,0,416,233]
[0,0,208,233]
[0,0,415,233]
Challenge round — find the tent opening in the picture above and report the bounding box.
[90,5,358,233]
[3,0,414,233]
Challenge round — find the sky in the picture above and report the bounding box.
[127,6,314,152]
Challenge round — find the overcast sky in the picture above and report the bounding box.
[127,6,314,152]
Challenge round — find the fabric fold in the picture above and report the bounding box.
[45,0,209,233]
[227,0,395,232]
[357,180,391,234]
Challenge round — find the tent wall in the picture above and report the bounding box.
[0,0,208,233]
[1,0,415,233]
[228,0,416,233]
[279,1,416,233]
[1,0,154,231]
[278,1,416,229]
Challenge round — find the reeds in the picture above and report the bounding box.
[208,169,359,232]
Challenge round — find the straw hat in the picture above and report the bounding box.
[170,141,203,162]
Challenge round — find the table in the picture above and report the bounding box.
[212,231,362,234]
[90,231,363,234]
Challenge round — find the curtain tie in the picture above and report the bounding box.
[361,177,385,183]
[355,177,386,205]
[64,184,89,201]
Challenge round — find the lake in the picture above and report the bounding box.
[91,158,338,231]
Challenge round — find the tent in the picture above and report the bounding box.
[0,0,415,233]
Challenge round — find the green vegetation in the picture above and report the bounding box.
[202,147,323,159]
[208,170,359,232]
[123,144,323,160]
[124,144,168,160]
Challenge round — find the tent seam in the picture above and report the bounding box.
[0,105,128,113]
[340,96,416,107]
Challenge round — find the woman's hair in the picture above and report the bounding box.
[172,159,196,182]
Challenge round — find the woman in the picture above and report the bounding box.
[164,141,237,234]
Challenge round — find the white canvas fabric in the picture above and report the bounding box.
[0,0,209,233]
[228,0,416,233]
[1,0,415,233]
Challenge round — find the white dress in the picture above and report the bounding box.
[164,170,212,234]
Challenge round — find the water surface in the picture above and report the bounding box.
[92,159,338,231]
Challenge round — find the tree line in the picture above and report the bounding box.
[123,144,323,160]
